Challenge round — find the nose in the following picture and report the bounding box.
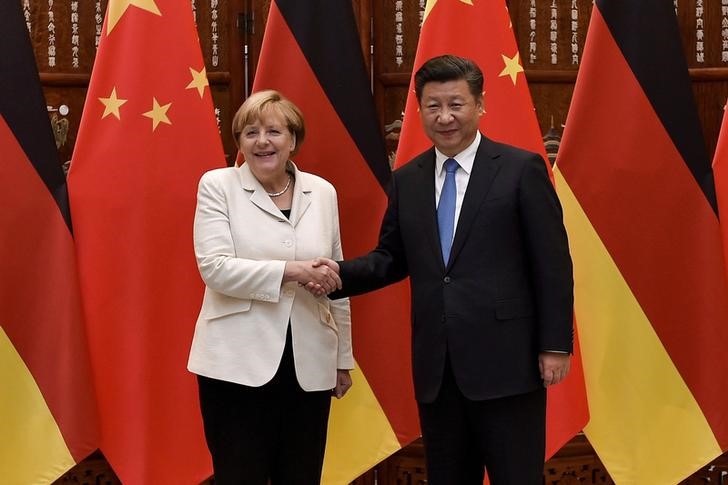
[437,107,454,123]
[255,131,270,145]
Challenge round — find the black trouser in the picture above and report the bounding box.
[197,326,331,485]
[418,356,546,485]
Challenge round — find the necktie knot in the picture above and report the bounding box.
[444,158,459,174]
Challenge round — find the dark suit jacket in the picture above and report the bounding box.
[335,134,573,403]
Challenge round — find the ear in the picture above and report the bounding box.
[291,133,296,151]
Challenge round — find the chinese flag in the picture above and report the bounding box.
[0,2,99,483]
[68,0,225,483]
[556,1,728,483]
[252,1,420,483]
[714,103,728,282]
[395,0,589,463]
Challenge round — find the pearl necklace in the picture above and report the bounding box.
[266,174,292,197]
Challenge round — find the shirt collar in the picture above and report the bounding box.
[435,131,481,176]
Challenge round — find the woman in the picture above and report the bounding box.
[188,90,353,485]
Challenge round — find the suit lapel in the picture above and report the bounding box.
[239,163,287,221]
[414,150,445,268]
[288,164,311,228]
[447,136,500,270]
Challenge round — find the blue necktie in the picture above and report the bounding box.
[437,158,459,264]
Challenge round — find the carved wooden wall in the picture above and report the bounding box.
[25,0,246,166]
[20,0,727,483]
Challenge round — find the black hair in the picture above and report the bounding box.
[414,54,484,102]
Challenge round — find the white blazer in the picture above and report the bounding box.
[187,162,353,391]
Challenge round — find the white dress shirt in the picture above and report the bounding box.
[434,131,481,243]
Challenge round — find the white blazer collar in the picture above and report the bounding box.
[238,161,312,226]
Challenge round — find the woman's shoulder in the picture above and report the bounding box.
[199,166,239,185]
[295,168,336,194]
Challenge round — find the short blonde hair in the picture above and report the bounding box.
[231,90,305,155]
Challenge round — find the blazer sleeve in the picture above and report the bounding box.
[193,171,285,303]
[333,172,409,298]
[518,155,574,352]
[326,187,354,369]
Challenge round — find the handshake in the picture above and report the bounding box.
[284,258,341,297]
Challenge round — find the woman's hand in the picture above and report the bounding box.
[300,258,341,297]
[283,260,341,296]
[333,369,352,399]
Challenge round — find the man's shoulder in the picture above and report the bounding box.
[394,146,435,177]
[480,136,541,162]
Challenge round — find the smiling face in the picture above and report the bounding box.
[238,110,295,180]
[419,79,483,157]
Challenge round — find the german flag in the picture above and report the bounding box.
[68,0,224,482]
[555,1,728,483]
[252,1,420,482]
[0,1,98,483]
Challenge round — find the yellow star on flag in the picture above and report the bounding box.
[99,87,128,120]
[107,0,161,34]
[186,67,209,98]
[142,97,172,131]
[499,52,524,85]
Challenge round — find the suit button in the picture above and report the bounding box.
[443,276,451,283]
[283,240,293,247]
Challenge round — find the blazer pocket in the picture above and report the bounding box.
[318,302,338,333]
[200,291,252,320]
[494,299,534,320]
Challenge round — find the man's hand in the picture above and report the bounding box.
[283,260,341,297]
[539,352,570,387]
[312,257,339,274]
[300,258,341,297]
[333,369,352,399]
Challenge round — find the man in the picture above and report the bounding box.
[316,55,573,484]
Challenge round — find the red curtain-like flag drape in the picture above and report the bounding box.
[395,0,589,466]
[251,1,420,483]
[68,0,225,483]
[0,1,99,483]
[556,1,728,483]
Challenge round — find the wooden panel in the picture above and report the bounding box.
[676,0,728,67]
[511,0,594,71]
[41,84,88,170]
[25,0,107,72]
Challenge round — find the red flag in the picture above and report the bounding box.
[396,0,588,461]
[68,1,225,483]
[251,1,420,482]
[556,1,728,483]
[0,1,98,483]
[714,103,728,282]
